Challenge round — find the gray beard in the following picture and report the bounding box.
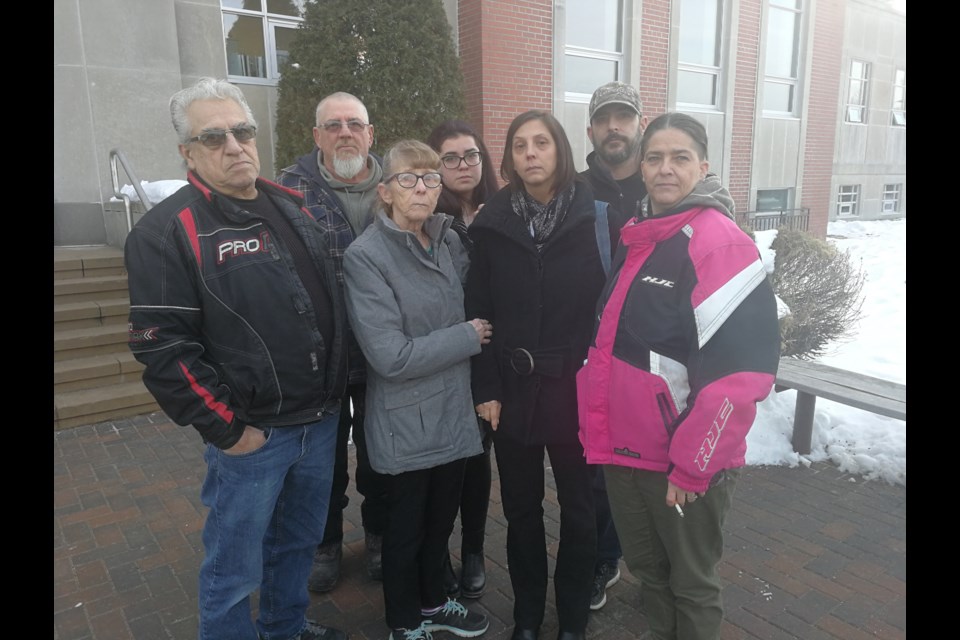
[332,153,366,180]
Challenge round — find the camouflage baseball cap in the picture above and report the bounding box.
[588,82,643,121]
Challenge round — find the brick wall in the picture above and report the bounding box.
[801,0,845,238]
[459,0,554,177]
[639,0,671,117]
[729,0,763,215]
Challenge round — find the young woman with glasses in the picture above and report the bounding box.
[425,119,501,601]
[343,140,493,640]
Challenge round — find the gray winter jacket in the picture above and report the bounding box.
[343,210,483,474]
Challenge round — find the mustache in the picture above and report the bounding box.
[603,132,630,146]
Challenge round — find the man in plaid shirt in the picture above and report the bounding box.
[277,92,387,593]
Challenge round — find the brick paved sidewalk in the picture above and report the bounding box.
[54,413,905,640]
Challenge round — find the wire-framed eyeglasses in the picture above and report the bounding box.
[320,119,370,134]
[440,151,482,169]
[385,172,443,189]
[187,124,257,149]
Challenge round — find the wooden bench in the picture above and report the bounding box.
[774,357,906,454]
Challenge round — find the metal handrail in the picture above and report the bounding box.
[109,148,154,233]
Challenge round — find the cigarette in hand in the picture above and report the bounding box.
[675,503,685,518]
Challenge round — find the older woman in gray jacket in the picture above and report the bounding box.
[343,140,493,640]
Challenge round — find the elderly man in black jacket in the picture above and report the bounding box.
[125,77,348,640]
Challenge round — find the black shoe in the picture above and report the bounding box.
[307,543,342,593]
[442,552,460,597]
[298,619,349,640]
[589,561,621,611]
[459,552,486,599]
[510,628,538,640]
[365,531,383,581]
[556,632,585,640]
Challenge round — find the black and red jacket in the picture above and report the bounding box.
[125,172,348,449]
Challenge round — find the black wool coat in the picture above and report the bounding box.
[465,180,608,446]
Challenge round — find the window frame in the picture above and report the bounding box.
[562,0,626,103]
[756,188,792,214]
[677,0,725,110]
[762,0,804,117]
[836,184,861,217]
[222,1,306,86]
[891,69,906,127]
[881,184,902,213]
[845,59,870,125]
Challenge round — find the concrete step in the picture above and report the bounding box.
[54,275,129,304]
[54,352,145,393]
[54,324,129,361]
[54,381,159,430]
[54,299,129,330]
[54,246,125,275]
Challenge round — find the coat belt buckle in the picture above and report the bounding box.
[509,348,535,376]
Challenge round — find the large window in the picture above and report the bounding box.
[763,0,802,115]
[882,184,902,213]
[845,60,870,124]
[837,185,860,216]
[678,0,723,108]
[891,69,906,126]
[222,0,307,85]
[564,0,624,98]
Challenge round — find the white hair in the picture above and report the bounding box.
[170,77,257,143]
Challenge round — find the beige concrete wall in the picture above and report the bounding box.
[832,0,906,220]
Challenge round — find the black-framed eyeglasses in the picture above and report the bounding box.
[386,172,443,189]
[187,124,257,149]
[320,119,369,134]
[440,151,483,169]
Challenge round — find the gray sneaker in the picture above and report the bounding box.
[422,599,489,637]
[390,623,433,640]
[589,562,621,610]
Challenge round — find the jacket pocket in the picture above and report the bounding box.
[383,377,454,461]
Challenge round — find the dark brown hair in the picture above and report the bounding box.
[640,112,709,161]
[499,110,577,195]
[425,119,500,217]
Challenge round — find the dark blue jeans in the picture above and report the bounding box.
[198,414,338,640]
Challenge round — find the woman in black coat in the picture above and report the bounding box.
[465,110,606,640]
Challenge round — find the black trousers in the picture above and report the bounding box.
[383,458,467,630]
[592,464,623,566]
[494,437,597,633]
[454,425,493,554]
[321,383,389,544]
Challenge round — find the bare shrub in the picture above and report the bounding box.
[771,229,865,359]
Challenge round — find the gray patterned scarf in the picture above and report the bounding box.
[511,183,576,252]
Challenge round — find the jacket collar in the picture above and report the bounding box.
[374,210,453,252]
[470,181,595,246]
[185,171,307,218]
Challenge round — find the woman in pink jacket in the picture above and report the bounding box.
[576,113,780,640]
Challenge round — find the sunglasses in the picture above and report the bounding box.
[187,124,258,149]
